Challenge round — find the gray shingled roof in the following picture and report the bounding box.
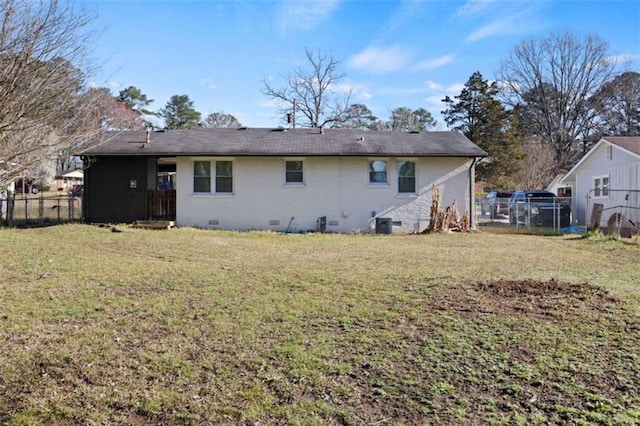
[604,136,640,156]
[84,128,487,157]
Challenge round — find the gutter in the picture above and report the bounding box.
[469,157,479,229]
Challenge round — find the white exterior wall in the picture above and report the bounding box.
[571,144,640,226]
[175,156,473,233]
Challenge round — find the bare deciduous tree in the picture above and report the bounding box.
[507,137,558,190]
[262,48,352,128]
[0,0,125,189]
[497,31,616,171]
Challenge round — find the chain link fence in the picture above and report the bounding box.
[476,189,640,237]
[0,193,82,227]
[475,194,572,233]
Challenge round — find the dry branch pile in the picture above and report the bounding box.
[423,186,470,233]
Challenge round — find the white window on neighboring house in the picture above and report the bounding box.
[285,160,304,183]
[593,175,609,197]
[369,160,387,184]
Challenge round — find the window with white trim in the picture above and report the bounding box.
[285,160,303,183]
[215,161,233,193]
[593,175,609,197]
[193,160,233,193]
[398,161,416,193]
[369,160,387,183]
[193,161,211,193]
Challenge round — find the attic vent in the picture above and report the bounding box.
[272,127,287,132]
[409,130,420,134]
[238,126,248,130]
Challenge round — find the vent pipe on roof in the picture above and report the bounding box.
[319,126,324,135]
[146,130,151,144]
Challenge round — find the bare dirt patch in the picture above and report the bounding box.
[431,278,621,321]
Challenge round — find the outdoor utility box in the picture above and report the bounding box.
[316,216,327,233]
[375,217,393,234]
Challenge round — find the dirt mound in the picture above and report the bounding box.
[433,279,620,320]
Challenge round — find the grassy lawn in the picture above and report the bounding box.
[0,225,638,425]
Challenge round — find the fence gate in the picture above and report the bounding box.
[148,190,176,221]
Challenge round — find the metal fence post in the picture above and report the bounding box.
[8,195,14,227]
[39,194,44,225]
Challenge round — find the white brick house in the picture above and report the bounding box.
[83,128,486,233]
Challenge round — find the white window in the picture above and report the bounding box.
[593,175,609,197]
[285,160,303,183]
[369,160,387,183]
[193,161,211,193]
[215,161,233,193]
[398,161,416,193]
[193,160,233,193]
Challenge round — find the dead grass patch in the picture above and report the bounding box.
[0,225,638,424]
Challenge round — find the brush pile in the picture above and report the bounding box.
[423,186,470,233]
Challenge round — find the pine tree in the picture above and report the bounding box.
[161,95,201,130]
[442,71,524,186]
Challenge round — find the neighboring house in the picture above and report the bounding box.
[561,137,640,232]
[81,128,486,233]
[54,169,84,192]
[546,174,572,199]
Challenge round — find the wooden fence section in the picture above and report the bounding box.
[148,190,176,221]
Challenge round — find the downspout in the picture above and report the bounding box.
[469,157,479,229]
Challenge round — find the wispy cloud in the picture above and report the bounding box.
[359,91,373,101]
[446,83,465,93]
[608,53,640,66]
[466,16,517,42]
[414,54,455,71]
[425,80,443,91]
[454,1,548,43]
[346,45,412,74]
[276,0,340,33]
[377,87,425,96]
[200,78,218,90]
[454,0,498,18]
[385,0,428,32]
[330,82,355,95]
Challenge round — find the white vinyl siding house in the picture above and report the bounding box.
[561,137,640,231]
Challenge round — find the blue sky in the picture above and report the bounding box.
[89,0,640,129]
